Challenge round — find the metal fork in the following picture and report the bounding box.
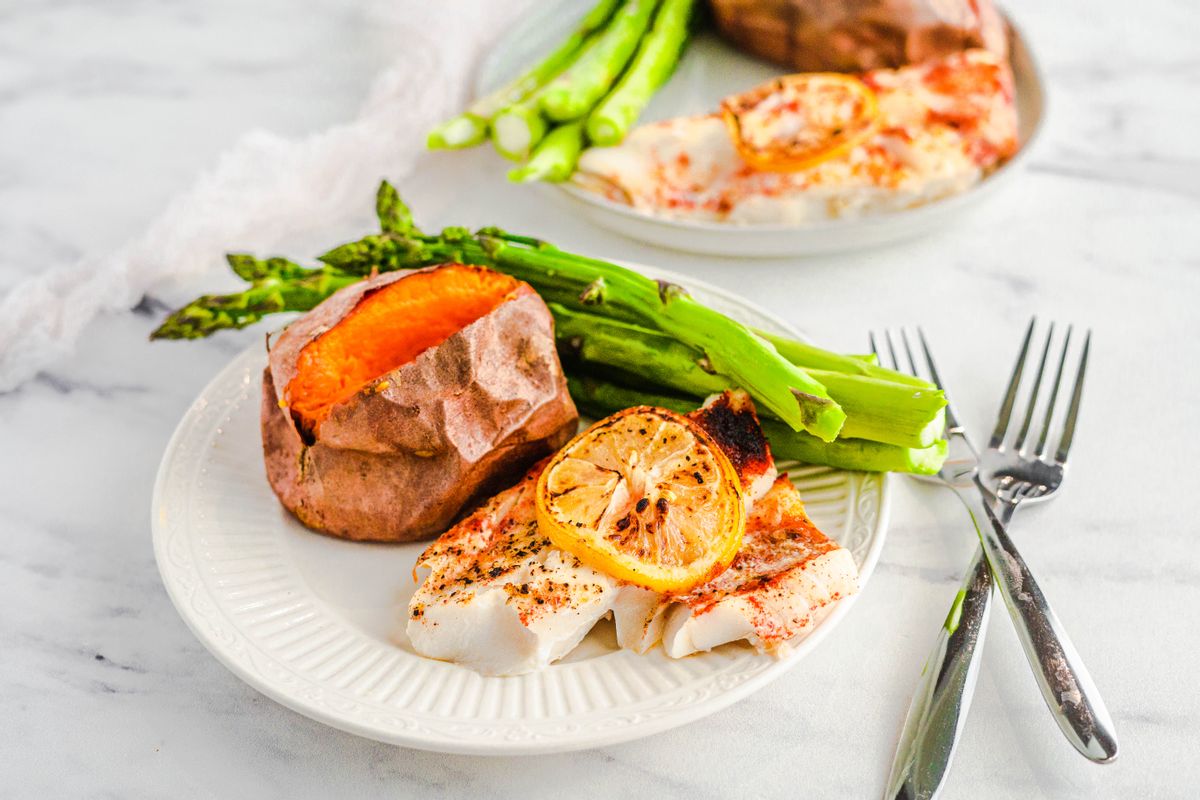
[879,323,1117,800]
[978,320,1086,523]
[973,321,1116,762]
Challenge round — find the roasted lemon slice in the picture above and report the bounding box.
[721,73,879,172]
[535,407,744,592]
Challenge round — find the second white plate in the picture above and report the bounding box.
[478,2,1045,257]
[152,267,890,754]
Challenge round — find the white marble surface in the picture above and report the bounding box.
[2,0,1197,796]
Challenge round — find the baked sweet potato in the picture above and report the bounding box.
[709,0,1007,73]
[261,263,579,543]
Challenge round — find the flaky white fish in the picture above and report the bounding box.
[406,390,858,674]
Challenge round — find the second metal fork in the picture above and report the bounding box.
[974,322,1117,764]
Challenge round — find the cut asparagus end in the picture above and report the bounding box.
[492,107,546,160]
[809,369,946,448]
[427,115,487,149]
[840,406,947,450]
[509,121,586,183]
[907,438,950,475]
[587,118,622,146]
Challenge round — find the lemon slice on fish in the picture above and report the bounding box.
[721,73,879,172]
[535,406,744,593]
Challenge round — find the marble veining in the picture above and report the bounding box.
[1,0,1198,797]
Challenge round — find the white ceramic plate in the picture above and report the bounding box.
[152,267,890,754]
[477,2,1046,257]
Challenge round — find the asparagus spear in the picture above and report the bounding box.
[474,234,846,440]
[553,301,725,390]
[586,0,693,146]
[154,181,846,440]
[427,116,490,152]
[540,0,660,122]
[490,14,622,160]
[755,329,930,388]
[810,370,945,448]
[152,253,365,339]
[428,0,623,149]
[552,304,946,448]
[509,121,587,182]
[565,374,947,475]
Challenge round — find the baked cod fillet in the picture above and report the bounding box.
[660,474,859,657]
[406,460,620,676]
[406,391,858,673]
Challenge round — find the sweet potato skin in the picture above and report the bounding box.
[261,267,579,543]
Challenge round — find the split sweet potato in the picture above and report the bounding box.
[261,263,579,542]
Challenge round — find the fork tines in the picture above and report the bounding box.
[989,319,1091,465]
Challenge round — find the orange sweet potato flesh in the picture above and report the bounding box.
[287,264,522,428]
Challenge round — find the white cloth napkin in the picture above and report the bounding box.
[0,0,533,392]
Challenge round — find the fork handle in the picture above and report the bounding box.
[975,497,1119,762]
[885,548,993,800]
